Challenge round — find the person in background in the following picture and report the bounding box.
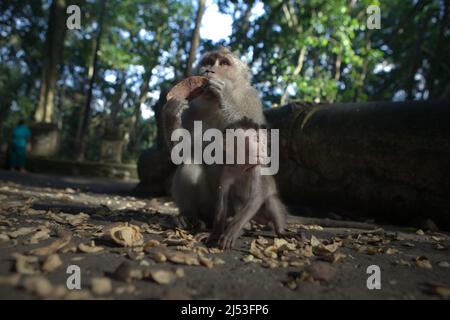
[9,119,31,173]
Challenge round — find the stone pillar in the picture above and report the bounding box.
[100,139,124,163]
[29,122,60,157]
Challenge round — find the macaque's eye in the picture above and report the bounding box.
[220,59,230,66]
[202,58,215,66]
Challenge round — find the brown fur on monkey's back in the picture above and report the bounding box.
[166,76,209,101]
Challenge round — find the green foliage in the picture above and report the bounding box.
[0,0,448,163]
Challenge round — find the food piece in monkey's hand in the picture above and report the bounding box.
[166,76,209,101]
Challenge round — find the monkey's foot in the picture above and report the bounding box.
[194,232,221,244]
[219,225,243,250]
[174,216,193,229]
[194,232,211,242]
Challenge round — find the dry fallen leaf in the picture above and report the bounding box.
[13,253,40,275]
[394,259,412,267]
[60,242,78,253]
[198,255,214,268]
[114,285,136,295]
[161,289,192,300]
[71,257,85,262]
[423,282,450,299]
[64,290,92,300]
[289,260,307,267]
[320,252,347,263]
[286,278,298,290]
[149,250,167,263]
[299,244,314,258]
[414,256,432,269]
[22,276,54,298]
[249,240,265,259]
[91,277,112,296]
[208,247,222,254]
[147,270,177,285]
[313,242,341,256]
[41,254,62,273]
[310,235,321,247]
[213,258,225,265]
[48,212,89,226]
[0,273,21,286]
[432,286,450,299]
[385,248,398,255]
[29,231,71,256]
[416,229,425,235]
[127,250,145,261]
[298,224,323,231]
[112,262,143,282]
[0,233,10,242]
[164,250,200,266]
[144,239,161,248]
[78,241,104,253]
[175,268,185,278]
[25,228,51,245]
[307,262,336,282]
[8,227,36,239]
[105,223,144,247]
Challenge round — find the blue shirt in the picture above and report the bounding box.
[12,124,31,148]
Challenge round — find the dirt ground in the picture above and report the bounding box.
[0,170,449,300]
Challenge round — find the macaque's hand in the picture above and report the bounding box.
[219,223,243,250]
[205,78,226,105]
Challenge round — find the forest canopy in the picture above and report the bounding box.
[0,0,448,163]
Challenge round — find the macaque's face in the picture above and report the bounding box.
[197,53,240,82]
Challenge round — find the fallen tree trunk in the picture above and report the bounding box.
[137,100,450,227]
[266,100,450,227]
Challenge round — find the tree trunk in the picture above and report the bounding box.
[353,35,371,102]
[427,0,449,98]
[34,0,67,123]
[129,67,154,153]
[185,0,206,77]
[75,0,107,161]
[266,101,450,227]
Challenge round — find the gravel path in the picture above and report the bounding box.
[0,170,449,300]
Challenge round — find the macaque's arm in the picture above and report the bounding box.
[206,79,264,124]
[161,98,189,150]
[219,174,264,249]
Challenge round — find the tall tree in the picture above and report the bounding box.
[75,0,106,160]
[186,0,206,76]
[34,0,67,123]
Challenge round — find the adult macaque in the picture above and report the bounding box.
[162,48,290,249]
